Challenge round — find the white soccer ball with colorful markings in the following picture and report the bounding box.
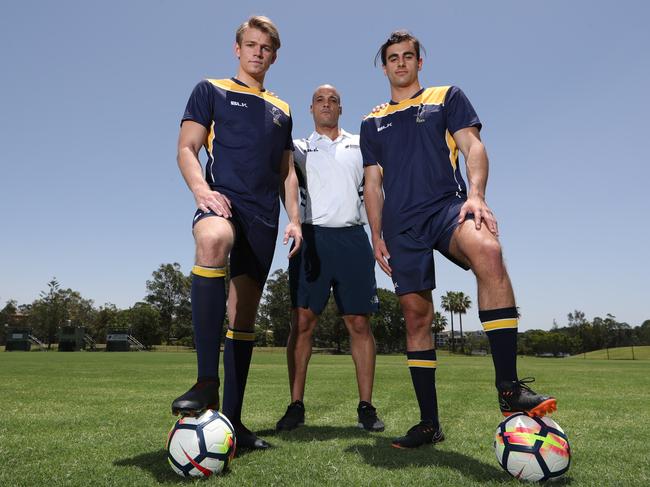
[494,413,570,482]
[167,410,236,478]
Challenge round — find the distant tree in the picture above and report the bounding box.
[636,320,650,345]
[0,300,19,345]
[125,302,162,349]
[432,311,447,347]
[91,303,120,342]
[31,278,66,348]
[315,298,347,352]
[370,288,405,353]
[145,263,191,344]
[453,292,472,354]
[441,292,456,352]
[257,269,291,346]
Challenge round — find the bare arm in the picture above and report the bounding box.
[279,149,302,257]
[453,126,498,235]
[363,165,391,276]
[177,120,232,217]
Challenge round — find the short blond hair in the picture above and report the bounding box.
[236,16,281,52]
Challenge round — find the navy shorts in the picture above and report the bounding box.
[385,198,473,295]
[289,224,379,315]
[192,204,278,289]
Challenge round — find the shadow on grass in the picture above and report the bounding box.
[114,448,236,483]
[344,439,573,484]
[257,425,372,442]
[113,449,179,483]
[344,439,505,482]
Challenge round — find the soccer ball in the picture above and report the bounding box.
[167,409,236,477]
[494,413,570,482]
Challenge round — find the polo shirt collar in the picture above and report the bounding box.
[308,128,352,144]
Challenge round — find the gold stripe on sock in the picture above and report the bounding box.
[407,359,437,368]
[192,265,226,278]
[482,318,518,332]
[226,329,255,341]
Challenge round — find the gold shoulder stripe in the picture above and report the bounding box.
[364,86,451,119]
[261,92,290,116]
[206,78,290,116]
[482,318,518,332]
[226,329,256,341]
[421,86,450,106]
[407,359,438,368]
[192,266,226,278]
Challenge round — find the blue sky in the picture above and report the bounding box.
[1,0,648,331]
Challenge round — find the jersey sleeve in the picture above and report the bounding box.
[181,80,214,129]
[445,86,482,134]
[360,118,380,167]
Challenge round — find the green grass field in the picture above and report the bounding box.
[1,351,649,486]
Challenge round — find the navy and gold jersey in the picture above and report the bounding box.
[182,78,293,221]
[360,86,480,239]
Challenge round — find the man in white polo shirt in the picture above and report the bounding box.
[276,85,384,432]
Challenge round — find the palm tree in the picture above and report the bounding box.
[432,311,447,349]
[453,292,472,354]
[441,292,455,353]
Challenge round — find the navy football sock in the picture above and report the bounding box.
[407,349,439,426]
[222,328,255,424]
[191,265,226,382]
[479,307,519,386]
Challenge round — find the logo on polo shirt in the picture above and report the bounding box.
[306,147,319,152]
[345,144,360,149]
[377,122,392,132]
[230,101,248,108]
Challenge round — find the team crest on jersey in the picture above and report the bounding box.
[415,103,426,123]
[270,106,283,127]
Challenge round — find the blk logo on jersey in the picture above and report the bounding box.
[377,122,392,132]
[230,100,248,108]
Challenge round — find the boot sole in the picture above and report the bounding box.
[172,402,219,417]
[502,398,557,417]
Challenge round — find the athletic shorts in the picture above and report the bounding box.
[385,197,473,296]
[192,204,278,288]
[289,224,379,315]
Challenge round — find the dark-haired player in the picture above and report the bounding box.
[361,30,556,449]
[173,15,302,450]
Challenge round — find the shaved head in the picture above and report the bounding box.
[312,84,341,104]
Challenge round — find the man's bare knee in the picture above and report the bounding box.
[293,309,318,336]
[344,315,371,336]
[471,238,507,280]
[193,218,235,266]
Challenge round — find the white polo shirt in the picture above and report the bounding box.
[293,129,367,228]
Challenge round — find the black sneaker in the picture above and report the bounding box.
[498,377,557,417]
[234,422,270,450]
[391,421,444,449]
[276,400,305,431]
[171,380,219,416]
[357,401,385,432]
